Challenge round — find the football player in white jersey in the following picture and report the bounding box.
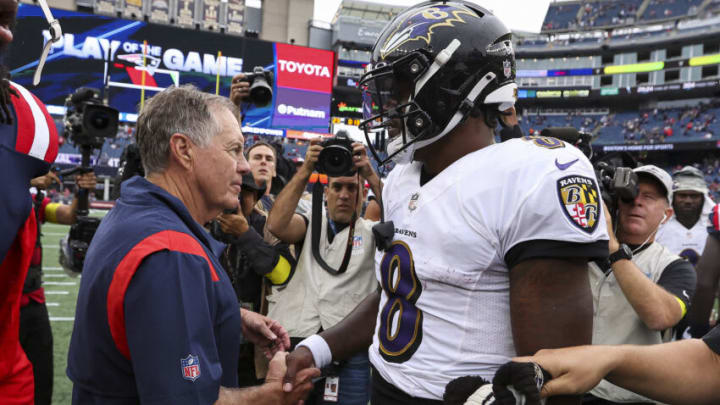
[656,166,714,265]
[283,2,608,404]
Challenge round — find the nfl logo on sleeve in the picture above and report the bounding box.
[181,354,201,382]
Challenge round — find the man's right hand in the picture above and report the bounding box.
[282,346,316,393]
[507,345,619,399]
[216,209,250,236]
[299,139,323,177]
[230,73,251,106]
[264,351,319,404]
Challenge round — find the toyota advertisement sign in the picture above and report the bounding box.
[270,43,334,130]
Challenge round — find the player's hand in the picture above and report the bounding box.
[283,346,316,393]
[260,352,319,405]
[240,308,291,358]
[492,361,550,405]
[30,171,60,189]
[76,171,97,190]
[216,208,250,236]
[230,73,251,106]
[602,202,620,254]
[510,345,618,399]
[300,139,323,177]
[352,142,375,180]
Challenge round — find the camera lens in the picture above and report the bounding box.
[89,111,110,130]
[250,84,272,106]
[319,145,354,177]
[82,104,119,139]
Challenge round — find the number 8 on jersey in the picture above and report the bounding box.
[378,241,423,363]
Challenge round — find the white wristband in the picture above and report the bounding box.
[296,334,332,369]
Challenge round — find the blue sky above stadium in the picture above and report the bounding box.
[313,0,552,33]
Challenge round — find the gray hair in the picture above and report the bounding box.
[136,84,240,175]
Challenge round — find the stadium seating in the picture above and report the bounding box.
[542,3,581,30]
[538,0,712,33]
[641,0,703,21]
[579,0,642,28]
[518,105,719,146]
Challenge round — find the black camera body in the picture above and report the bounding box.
[241,66,274,107]
[64,87,119,149]
[59,216,101,276]
[595,160,639,213]
[59,88,119,275]
[316,133,356,177]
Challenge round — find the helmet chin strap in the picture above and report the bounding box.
[33,0,63,85]
[414,38,461,95]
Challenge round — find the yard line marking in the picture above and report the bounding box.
[46,303,60,307]
[50,317,75,322]
[43,281,76,286]
[44,291,69,295]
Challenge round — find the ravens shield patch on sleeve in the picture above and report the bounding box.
[557,175,600,234]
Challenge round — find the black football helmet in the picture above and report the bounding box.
[359,0,517,165]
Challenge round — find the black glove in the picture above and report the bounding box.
[492,362,551,405]
[444,375,493,405]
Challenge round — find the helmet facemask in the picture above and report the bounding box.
[359,51,434,165]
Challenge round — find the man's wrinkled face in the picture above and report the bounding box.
[618,178,670,241]
[193,107,250,214]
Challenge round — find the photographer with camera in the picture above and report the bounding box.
[585,165,696,404]
[210,171,297,386]
[21,169,96,405]
[265,134,382,405]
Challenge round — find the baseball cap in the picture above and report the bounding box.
[633,165,673,203]
[673,165,708,195]
[241,172,266,196]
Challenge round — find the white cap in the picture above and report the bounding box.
[633,165,673,203]
[673,165,708,195]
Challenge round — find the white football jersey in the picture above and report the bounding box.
[369,137,609,400]
[656,196,714,266]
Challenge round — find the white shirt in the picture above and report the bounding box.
[369,137,609,400]
[267,207,378,338]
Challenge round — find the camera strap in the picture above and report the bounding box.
[311,180,356,276]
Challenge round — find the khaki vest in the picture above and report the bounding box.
[266,209,377,338]
[589,242,681,403]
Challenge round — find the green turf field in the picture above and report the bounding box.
[40,210,106,405]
